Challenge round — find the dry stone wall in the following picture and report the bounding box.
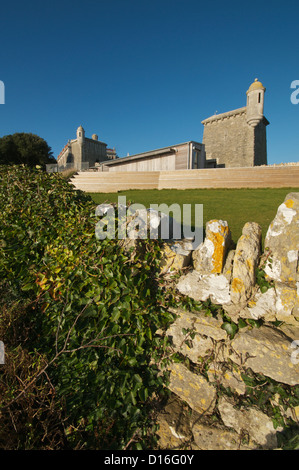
[161,192,299,326]
[156,192,299,450]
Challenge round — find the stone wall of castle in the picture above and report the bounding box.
[202,108,256,168]
[56,134,109,170]
[70,141,82,166]
[81,138,107,166]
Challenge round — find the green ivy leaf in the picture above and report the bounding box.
[221,321,238,338]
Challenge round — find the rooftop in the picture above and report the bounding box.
[102,141,203,166]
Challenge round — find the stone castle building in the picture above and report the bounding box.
[202,78,269,168]
[54,79,269,173]
[56,125,117,170]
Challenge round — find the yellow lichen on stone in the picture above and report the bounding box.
[230,222,262,304]
[246,258,253,271]
[280,286,296,307]
[192,219,231,274]
[168,362,217,415]
[210,225,230,273]
[231,277,244,293]
[159,243,191,274]
[284,199,294,209]
[293,406,299,419]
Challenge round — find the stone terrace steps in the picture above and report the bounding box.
[70,166,299,193]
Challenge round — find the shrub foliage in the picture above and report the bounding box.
[0,165,177,449]
[0,133,56,167]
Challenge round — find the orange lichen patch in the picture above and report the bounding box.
[210,234,225,273]
[231,277,244,293]
[284,199,294,208]
[209,224,230,274]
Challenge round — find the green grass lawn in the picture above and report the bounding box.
[88,187,299,246]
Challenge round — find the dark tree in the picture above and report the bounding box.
[0,133,56,168]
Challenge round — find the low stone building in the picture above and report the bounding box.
[101,141,207,172]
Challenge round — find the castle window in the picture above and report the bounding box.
[258,93,261,103]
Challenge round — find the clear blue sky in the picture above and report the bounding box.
[0,0,298,164]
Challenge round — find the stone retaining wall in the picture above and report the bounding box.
[71,165,299,192]
[155,192,299,450]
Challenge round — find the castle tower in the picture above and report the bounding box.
[76,125,85,164]
[202,78,269,168]
[246,78,266,127]
[77,125,85,143]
